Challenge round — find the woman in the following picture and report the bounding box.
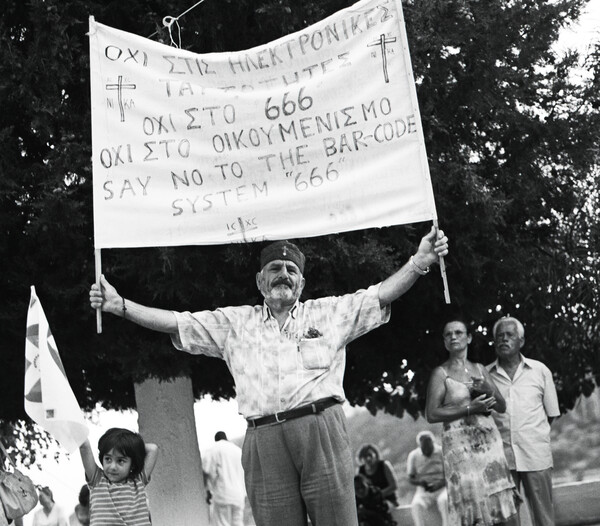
[426,319,519,526]
[32,487,68,526]
[356,444,399,509]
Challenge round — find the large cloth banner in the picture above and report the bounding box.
[89,0,437,248]
[24,287,89,453]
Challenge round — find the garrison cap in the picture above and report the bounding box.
[260,240,305,273]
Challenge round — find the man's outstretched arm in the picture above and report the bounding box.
[90,274,178,333]
[378,226,449,307]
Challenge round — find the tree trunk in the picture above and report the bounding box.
[134,375,209,526]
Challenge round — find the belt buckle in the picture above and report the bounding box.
[274,411,286,423]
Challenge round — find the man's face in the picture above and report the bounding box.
[494,320,524,360]
[38,491,52,508]
[256,259,305,306]
[420,436,434,457]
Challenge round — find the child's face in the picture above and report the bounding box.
[102,447,133,483]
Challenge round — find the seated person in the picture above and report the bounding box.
[357,444,399,509]
[354,474,397,526]
[407,431,449,526]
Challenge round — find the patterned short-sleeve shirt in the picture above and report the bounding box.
[89,468,151,526]
[171,284,390,417]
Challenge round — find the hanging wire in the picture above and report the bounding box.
[147,0,209,45]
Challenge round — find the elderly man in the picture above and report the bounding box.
[90,227,448,526]
[407,431,448,526]
[487,316,560,526]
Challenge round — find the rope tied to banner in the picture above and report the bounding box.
[148,0,209,44]
[162,16,182,48]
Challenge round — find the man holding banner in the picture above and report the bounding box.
[89,226,448,526]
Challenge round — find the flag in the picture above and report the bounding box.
[24,286,89,453]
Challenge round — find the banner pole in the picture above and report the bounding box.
[433,220,451,304]
[95,249,103,333]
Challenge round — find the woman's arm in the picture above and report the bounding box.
[426,367,496,422]
[144,443,159,478]
[426,367,466,423]
[381,460,399,499]
[478,367,506,413]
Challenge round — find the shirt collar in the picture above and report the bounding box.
[262,301,299,322]
[490,353,531,373]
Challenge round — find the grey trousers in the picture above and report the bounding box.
[511,469,555,526]
[242,403,358,526]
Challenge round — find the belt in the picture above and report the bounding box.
[247,397,340,429]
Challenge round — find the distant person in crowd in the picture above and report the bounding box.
[407,431,449,526]
[90,228,449,526]
[32,486,68,526]
[426,318,519,525]
[354,474,397,526]
[487,316,560,526]
[357,444,399,509]
[203,431,245,526]
[68,485,89,526]
[78,427,158,526]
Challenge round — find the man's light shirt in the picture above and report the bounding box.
[487,355,560,471]
[172,284,390,417]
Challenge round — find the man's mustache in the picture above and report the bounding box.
[272,278,293,288]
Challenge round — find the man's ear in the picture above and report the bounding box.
[256,271,263,291]
[519,337,525,350]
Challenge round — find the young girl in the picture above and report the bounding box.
[79,428,158,526]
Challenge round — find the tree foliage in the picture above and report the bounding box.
[0,0,598,436]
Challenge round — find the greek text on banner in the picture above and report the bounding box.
[89,0,437,249]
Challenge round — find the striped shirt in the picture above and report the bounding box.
[89,467,151,526]
[171,284,390,417]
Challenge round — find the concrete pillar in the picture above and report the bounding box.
[135,375,209,526]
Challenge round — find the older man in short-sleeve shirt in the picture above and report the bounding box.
[487,317,560,526]
[89,228,449,526]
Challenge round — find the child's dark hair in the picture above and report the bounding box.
[97,428,146,478]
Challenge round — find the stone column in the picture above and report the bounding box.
[135,375,209,526]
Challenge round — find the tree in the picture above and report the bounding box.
[1,0,598,446]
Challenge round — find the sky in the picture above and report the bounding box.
[18,2,600,525]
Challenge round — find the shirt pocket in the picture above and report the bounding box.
[298,338,331,370]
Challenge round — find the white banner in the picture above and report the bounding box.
[24,287,89,453]
[89,0,436,248]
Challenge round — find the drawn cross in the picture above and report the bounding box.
[227,216,258,242]
[368,34,397,83]
[105,76,136,122]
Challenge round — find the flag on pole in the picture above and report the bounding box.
[24,286,89,453]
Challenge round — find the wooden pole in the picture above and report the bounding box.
[95,249,102,333]
[433,220,451,304]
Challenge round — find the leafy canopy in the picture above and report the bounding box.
[0,1,598,437]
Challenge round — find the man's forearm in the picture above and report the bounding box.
[378,261,422,306]
[115,298,178,333]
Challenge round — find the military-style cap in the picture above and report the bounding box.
[260,240,305,273]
